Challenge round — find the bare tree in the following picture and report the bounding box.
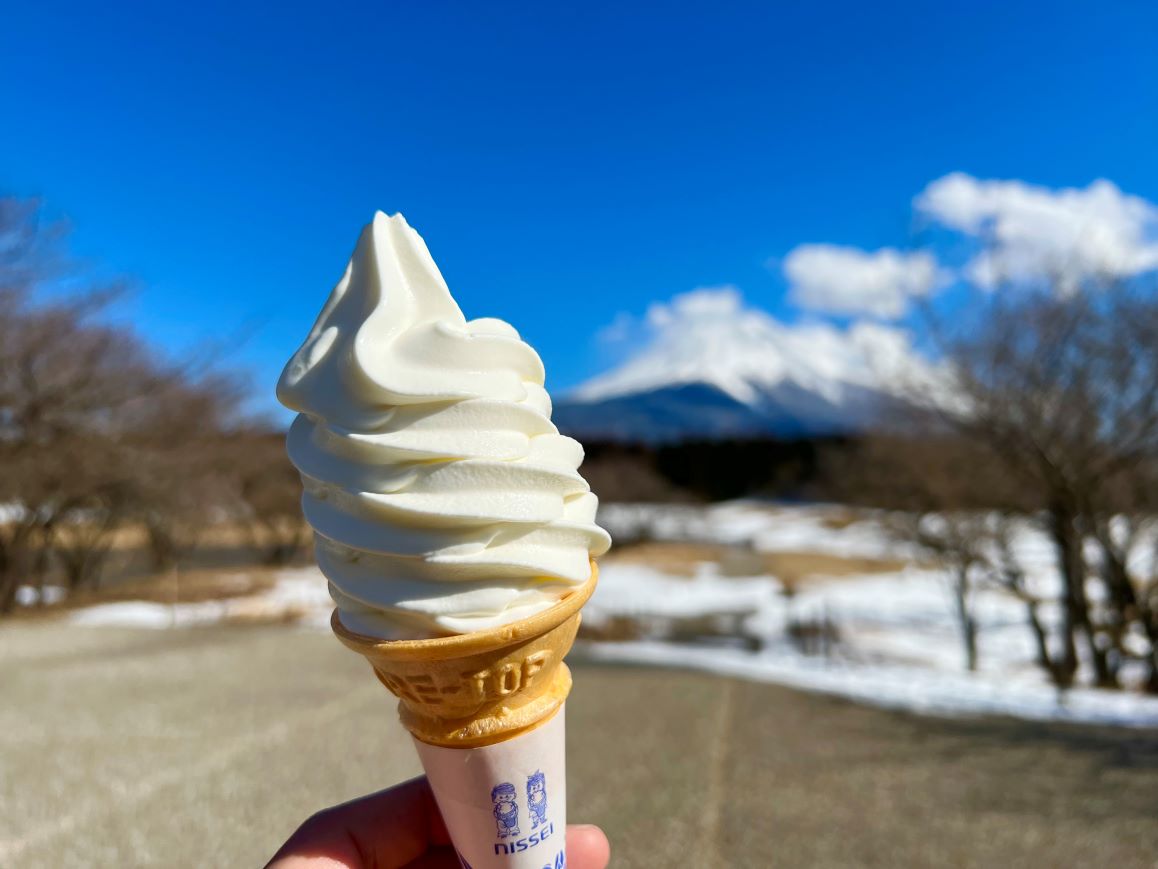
[0,201,137,610]
[935,284,1158,690]
[233,430,309,566]
[844,278,1158,693]
[836,434,1031,676]
[119,368,250,571]
[0,198,255,611]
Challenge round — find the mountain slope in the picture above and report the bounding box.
[553,383,773,443]
[554,291,931,443]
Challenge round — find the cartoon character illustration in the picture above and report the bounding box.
[491,782,520,838]
[526,770,548,829]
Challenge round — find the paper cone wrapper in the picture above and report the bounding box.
[332,564,597,869]
[415,706,568,869]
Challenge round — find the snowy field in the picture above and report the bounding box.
[60,501,1158,728]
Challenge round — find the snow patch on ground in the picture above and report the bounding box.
[586,562,778,623]
[576,640,1158,728]
[599,500,915,559]
[67,569,333,630]
[15,585,67,607]
[584,559,1158,727]
[69,600,230,628]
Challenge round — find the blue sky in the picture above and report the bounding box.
[3,1,1157,416]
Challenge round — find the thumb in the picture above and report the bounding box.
[565,824,611,869]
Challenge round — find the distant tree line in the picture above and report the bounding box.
[580,436,849,503]
[0,198,307,614]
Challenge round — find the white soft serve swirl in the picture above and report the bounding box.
[277,212,610,639]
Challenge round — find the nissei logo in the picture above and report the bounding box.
[493,821,555,855]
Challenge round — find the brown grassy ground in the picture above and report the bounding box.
[9,517,310,613]
[603,540,908,585]
[11,567,281,620]
[65,521,295,551]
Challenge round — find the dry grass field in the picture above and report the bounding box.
[602,540,908,585]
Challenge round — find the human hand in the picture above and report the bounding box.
[265,776,611,869]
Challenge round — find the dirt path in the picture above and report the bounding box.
[2,622,1155,867]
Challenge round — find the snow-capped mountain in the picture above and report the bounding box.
[553,289,933,443]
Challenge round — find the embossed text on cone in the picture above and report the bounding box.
[332,563,596,748]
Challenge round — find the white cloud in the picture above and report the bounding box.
[647,284,743,325]
[594,286,747,352]
[915,172,1158,289]
[576,286,940,405]
[594,310,637,346]
[783,244,939,318]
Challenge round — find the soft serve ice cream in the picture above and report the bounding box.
[277,212,610,639]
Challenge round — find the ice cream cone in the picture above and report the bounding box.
[332,564,597,868]
[278,214,609,868]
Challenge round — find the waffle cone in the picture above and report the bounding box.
[332,562,598,748]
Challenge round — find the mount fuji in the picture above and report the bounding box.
[551,289,933,443]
